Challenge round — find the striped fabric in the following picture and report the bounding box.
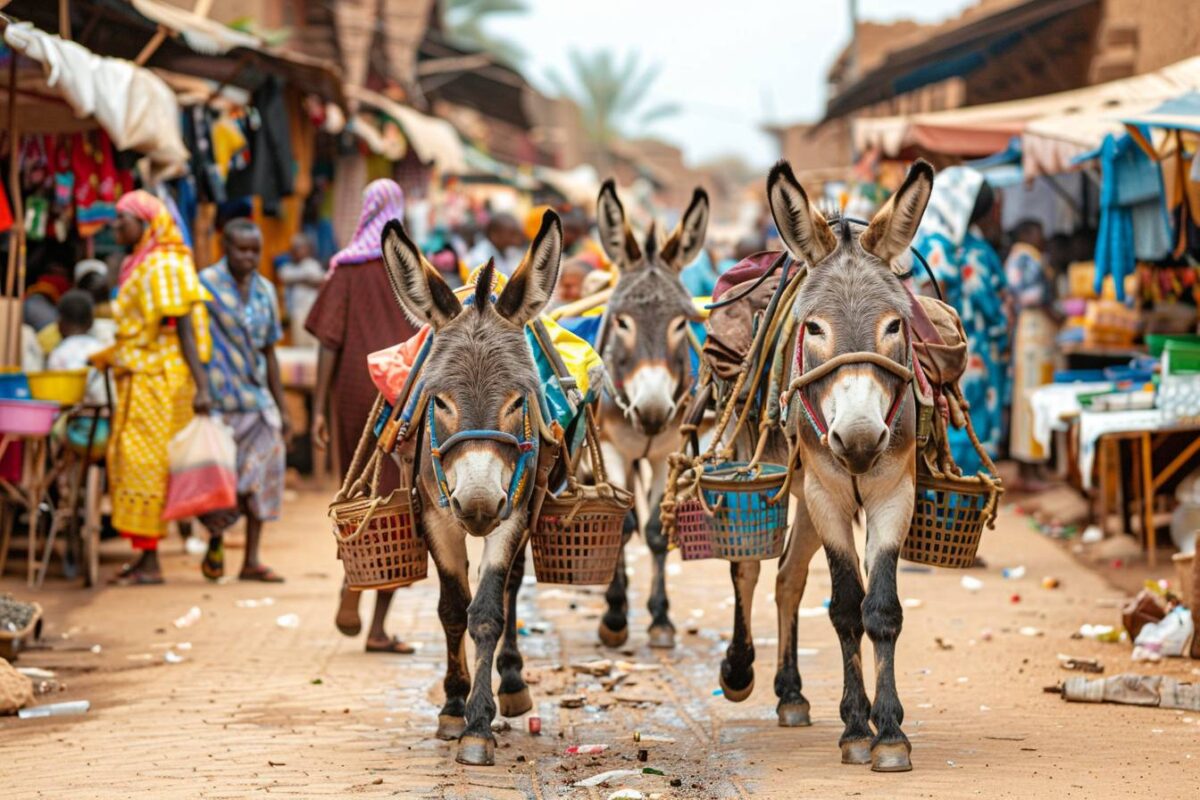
[327,178,405,276]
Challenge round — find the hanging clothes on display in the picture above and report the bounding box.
[225,76,294,216]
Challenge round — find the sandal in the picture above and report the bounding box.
[109,563,165,586]
[238,565,285,583]
[201,543,225,582]
[365,637,416,655]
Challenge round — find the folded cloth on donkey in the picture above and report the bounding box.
[911,294,968,389]
[704,251,786,380]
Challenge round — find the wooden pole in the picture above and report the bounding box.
[4,55,20,367]
[58,0,70,40]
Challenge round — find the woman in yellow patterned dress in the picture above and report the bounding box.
[98,191,212,585]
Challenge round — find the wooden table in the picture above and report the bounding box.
[1092,423,1200,567]
[0,431,53,585]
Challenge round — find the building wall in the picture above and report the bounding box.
[771,118,853,173]
[1099,0,1200,78]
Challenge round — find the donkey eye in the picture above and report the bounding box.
[885,319,902,336]
[615,316,631,331]
[505,396,525,416]
[433,396,450,412]
[805,321,823,336]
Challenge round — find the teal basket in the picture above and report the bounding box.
[699,462,789,562]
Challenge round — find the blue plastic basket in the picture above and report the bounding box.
[699,462,788,562]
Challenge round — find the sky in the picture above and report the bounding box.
[486,0,977,168]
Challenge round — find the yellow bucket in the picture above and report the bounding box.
[28,369,88,405]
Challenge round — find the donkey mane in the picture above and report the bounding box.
[423,309,539,405]
[609,264,694,314]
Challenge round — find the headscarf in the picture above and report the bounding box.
[328,179,406,275]
[915,166,985,250]
[525,205,552,240]
[116,190,193,287]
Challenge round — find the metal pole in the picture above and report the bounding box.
[58,0,70,40]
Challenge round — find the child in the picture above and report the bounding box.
[47,290,108,405]
[277,233,324,348]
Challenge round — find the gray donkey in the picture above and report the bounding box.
[380,212,563,767]
[717,160,933,773]
[593,180,709,650]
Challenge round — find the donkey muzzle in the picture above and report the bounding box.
[828,422,889,475]
[450,490,506,537]
[625,364,677,436]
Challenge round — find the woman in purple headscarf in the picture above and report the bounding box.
[306,179,419,653]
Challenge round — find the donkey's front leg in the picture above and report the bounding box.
[719,559,760,701]
[807,479,872,765]
[644,457,675,649]
[774,503,823,727]
[457,525,523,766]
[862,484,914,772]
[598,444,632,647]
[495,545,532,717]
[429,531,470,741]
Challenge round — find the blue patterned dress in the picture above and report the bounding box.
[916,230,1010,474]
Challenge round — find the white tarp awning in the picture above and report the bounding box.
[347,85,468,173]
[3,20,188,177]
[853,56,1200,177]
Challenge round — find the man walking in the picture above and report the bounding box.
[197,218,291,582]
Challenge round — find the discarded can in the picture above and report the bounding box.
[637,749,648,762]
[18,700,90,719]
[565,744,608,755]
[1042,576,1060,589]
[632,732,676,744]
[528,715,542,735]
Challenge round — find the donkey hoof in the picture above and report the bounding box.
[497,687,533,718]
[648,625,676,649]
[871,742,913,773]
[718,669,755,702]
[456,735,495,766]
[840,739,872,765]
[776,702,812,727]
[436,714,466,740]
[598,620,629,648]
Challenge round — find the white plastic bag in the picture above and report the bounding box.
[162,416,237,521]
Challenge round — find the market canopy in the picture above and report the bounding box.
[347,85,468,174]
[6,0,345,106]
[853,56,1200,177]
[1121,91,1200,134]
[1,18,188,176]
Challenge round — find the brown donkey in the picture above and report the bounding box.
[381,212,563,767]
[718,160,933,773]
[593,180,709,650]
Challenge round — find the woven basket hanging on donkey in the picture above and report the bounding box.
[329,395,428,591]
[532,406,633,586]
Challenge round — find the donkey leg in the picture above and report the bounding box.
[774,507,823,727]
[598,445,632,647]
[457,527,522,766]
[429,533,471,741]
[644,458,675,649]
[719,559,761,701]
[496,545,532,717]
[863,488,914,772]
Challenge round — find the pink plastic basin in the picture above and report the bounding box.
[0,399,60,436]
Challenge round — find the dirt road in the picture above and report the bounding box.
[2,491,1196,799]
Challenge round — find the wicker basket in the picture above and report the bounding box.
[532,484,631,585]
[332,489,428,590]
[671,497,714,560]
[903,472,1000,568]
[699,462,788,562]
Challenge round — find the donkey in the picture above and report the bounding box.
[717,160,933,773]
[593,180,709,650]
[381,211,563,767]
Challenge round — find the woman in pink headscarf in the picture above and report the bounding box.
[305,179,419,653]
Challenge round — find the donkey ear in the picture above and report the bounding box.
[661,187,709,271]
[496,211,562,327]
[767,160,836,267]
[381,220,462,330]
[860,159,934,266]
[596,178,641,268]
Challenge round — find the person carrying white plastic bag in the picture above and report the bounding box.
[162,416,237,522]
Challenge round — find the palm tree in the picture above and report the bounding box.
[547,49,680,163]
[440,0,529,67]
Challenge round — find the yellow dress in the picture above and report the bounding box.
[100,234,211,539]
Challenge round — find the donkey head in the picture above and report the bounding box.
[768,159,933,475]
[382,212,563,536]
[596,180,708,436]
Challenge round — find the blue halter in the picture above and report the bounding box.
[427,391,540,521]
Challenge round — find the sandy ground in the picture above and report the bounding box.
[1,491,1197,800]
